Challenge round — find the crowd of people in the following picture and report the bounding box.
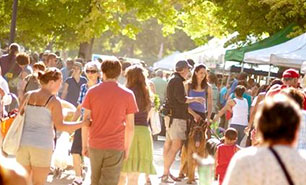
[0,42,306,185]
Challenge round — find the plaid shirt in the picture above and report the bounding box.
[77,80,101,116]
[77,83,89,105]
[298,111,306,151]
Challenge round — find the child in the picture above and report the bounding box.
[215,128,240,185]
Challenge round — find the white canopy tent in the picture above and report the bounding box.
[153,51,183,70]
[270,43,306,68]
[180,37,229,68]
[244,32,306,66]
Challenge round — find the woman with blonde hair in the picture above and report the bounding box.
[119,65,156,185]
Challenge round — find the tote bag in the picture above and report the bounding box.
[2,94,31,155]
[150,109,161,135]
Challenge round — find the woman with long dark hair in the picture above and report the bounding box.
[118,65,156,185]
[187,64,213,122]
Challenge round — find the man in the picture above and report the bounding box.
[151,69,168,137]
[61,58,74,82]
[81,59,138,185]
[151,70,167,104]
[161,60,205,183]
[0,43,21,94]
[45,53,58,68]
[282,68,299,88]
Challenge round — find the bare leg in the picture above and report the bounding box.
[127,172,139,185]
[118,172,127,185]
[72,154,82,177]
[163,139,182,175]
[32,167,50,185]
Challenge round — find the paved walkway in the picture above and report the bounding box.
[46,137,217,185]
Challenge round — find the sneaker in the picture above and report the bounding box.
[160,175,174,183]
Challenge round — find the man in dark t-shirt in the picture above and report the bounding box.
[0,43,21,94]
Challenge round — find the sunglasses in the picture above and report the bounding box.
[86,70,98,74]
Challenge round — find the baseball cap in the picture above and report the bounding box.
[282,69,299,78]
[175,60,192,71]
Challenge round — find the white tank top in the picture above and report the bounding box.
[230,98,249,126]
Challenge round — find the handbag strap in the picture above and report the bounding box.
[269,147,295,185]
[19,93,31,115]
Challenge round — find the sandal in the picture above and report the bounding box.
[160,174,174,183]
[69,179,83,185]
[169,173,181,182]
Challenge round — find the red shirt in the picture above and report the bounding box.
[82,82,138,151]
[216,144,238,183]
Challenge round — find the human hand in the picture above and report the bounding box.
[82,146,89,157]
[244,127,250,136]
[195,97,205,104]
[193,114,201,123]
[124,148,130,160]
[83,118,92,127]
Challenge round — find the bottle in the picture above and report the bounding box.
[193,153,215,185]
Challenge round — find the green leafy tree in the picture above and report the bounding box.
[212,0,306,45]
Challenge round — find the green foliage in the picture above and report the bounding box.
[213,0,306,45]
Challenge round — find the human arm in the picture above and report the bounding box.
[188,107,201,122]
[213,99,235,123]
[72,104,82,121]
[215,147,219,178]
[60,82,69,99]
[173,80,205,104]
[124,113,135,160]
[51,97,89,132]
[206,85,213,122]
[245,94,265,134]
[81,108,91,157]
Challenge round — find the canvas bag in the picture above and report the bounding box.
[2,93,31,155]
[150,109,161,135]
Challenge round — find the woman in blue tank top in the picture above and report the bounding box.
[186,64,213,123]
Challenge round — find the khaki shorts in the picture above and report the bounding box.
[16,146,53,168]
[165,116,187,140]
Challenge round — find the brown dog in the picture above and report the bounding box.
[178,121,209,184]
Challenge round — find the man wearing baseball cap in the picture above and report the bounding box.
[282,68,299,88]
[161,60,205,183]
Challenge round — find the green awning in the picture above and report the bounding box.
[225,23,295,62]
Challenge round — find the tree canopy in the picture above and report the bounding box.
[1,0,305,57]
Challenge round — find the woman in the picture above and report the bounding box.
[213,85,248,145]
[61,62,87,107]
[186,64,212,123]
[16,53,33,101]
[223,94,306,185]
[16,68,90,185]
[70,61,101,185]
[119,65,156,185]
[23,62,46,93]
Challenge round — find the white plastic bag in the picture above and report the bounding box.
[2,113,25,155]
[52,132,71,170]
[150,110,161,135]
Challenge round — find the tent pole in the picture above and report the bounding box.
[221,55,226,86]
[267,64,272,84]
[241,62,244,72]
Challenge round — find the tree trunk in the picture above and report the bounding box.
[78,38,95,62]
